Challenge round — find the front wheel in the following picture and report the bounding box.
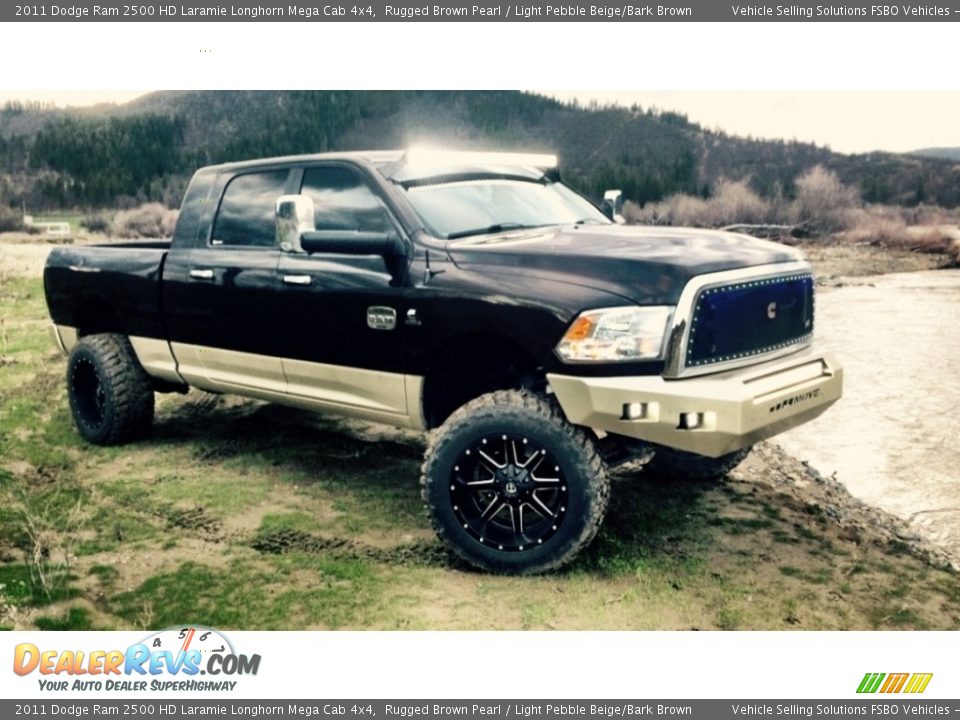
[643,445,752,482]
[421,390,609,574]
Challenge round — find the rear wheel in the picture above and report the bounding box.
[421,390,609,574]
[643,445,751,482]
[67,333,154,445]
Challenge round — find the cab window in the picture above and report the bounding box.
[300,166,392,233]
[211,169,290,247]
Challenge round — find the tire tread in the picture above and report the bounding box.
[67,333,154,445]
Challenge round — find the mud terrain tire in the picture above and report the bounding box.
[644,445,752,482]
[66,333,154,445]
[421,390,609,574]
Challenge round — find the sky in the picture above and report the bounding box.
[0,90,957,156]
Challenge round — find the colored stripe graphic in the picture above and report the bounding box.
[857,672,932,694]
[880,673,909,693]
[904,674,934,694]
[857,673,885,694]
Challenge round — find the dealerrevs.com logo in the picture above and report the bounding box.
[857,673,933,694]
[13,626,260,692]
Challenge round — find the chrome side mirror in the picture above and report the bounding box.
[276,195,316,253]
[602,189,625,224]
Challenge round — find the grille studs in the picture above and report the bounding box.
[686,274,813,367]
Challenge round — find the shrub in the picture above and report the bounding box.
[792,166,859,233]
[0,207,24,233]
[844,212,908,246]
[708,179,773,226]
[80,214,111,233]
[842,207,960,266]
[625,179,772,228]
[111,203,179,239]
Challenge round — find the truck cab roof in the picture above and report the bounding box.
[194,148,559,185]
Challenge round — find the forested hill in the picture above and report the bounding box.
[2,90,958,210]
[911,147,960,162]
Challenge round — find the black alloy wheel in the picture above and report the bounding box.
[422,390,609,574]
[450,432,570,553]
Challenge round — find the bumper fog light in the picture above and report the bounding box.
[622,402,647,421]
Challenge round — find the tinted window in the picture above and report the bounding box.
[300,166,391,233]
[211,170,289,247]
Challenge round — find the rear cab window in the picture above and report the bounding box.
[211,169,290,247]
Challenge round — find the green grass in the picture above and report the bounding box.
[0,565,78,606]
[89,564,119,582]
[257,512,326,536]
[30,214,86,233]
[150,469,271,515]
[35,607,94,630]
[112,558,385,629]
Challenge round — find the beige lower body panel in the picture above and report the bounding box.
[170,341,426,431]
[129,336,184,385]
[548,347,843,458]
[172,343,287,395]
[49,324,425,430]
[49,323,77,354]
[50,324,185,386]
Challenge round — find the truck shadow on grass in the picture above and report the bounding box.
[147,394,726,574]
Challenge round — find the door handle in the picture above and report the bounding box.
[189,268,215,280]
[282,274,312,286]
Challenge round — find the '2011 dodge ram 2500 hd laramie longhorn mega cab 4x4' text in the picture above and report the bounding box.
[44,149,843,573]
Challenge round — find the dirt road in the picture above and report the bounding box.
[779,269,960,565]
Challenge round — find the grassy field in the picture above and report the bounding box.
[1,268,959,631]
[27,213,89,233]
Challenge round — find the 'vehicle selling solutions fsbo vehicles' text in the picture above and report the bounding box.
[44,148,843,573]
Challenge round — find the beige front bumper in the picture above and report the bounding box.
[548,347,842,458]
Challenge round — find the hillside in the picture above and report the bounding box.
[2,91,959,210]
[911,147,960,162]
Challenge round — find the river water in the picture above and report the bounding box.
[778,269,960,560]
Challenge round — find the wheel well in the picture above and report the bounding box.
[421,334,544,429]
[74,298,124,337]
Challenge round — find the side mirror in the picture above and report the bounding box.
[602,189,626,224]
[276,194,406,259]
[300,230,406,258]
[276,194,316,253]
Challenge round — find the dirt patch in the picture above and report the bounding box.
[735,444,955,569]
[798,241,953,279]
[165,506,224,539]
[251,528,453,567]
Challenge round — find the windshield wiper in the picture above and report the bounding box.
[446,222,535,240]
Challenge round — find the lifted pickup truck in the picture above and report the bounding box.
[44,149,842,573]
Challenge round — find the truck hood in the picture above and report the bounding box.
[445,224,805,305]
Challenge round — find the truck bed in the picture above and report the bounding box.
[44,242,171,341]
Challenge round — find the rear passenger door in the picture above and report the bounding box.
[167,168,291,393]
[275,164,410,417]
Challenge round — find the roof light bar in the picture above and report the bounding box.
[404,147,558,169]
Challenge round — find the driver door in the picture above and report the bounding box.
[274,164,410,417]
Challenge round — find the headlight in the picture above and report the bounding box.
[555,306,674,362]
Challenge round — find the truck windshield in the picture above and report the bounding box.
[402,178,610,240]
